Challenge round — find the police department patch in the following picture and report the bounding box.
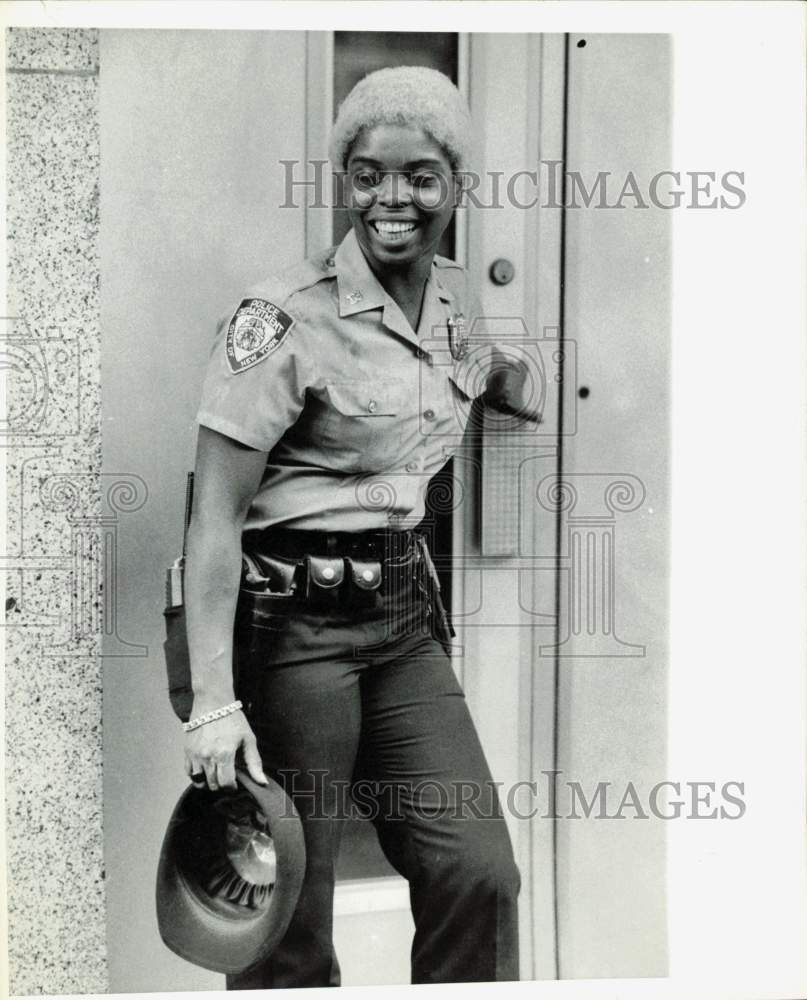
[225,298,294,374]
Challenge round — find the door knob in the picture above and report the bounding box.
[489,258,515,285]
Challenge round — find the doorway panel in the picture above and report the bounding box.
[556,32,671,978]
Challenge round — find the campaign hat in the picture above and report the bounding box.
[156,768,305,974]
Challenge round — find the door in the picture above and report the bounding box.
[307,31,564,984]
[555,33,670,978]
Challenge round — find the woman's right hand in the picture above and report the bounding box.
[184,708,268,791]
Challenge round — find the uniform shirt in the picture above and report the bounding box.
[197,227,493,533]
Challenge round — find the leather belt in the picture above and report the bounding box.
[242,526,420,562]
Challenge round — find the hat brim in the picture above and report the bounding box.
[156,768,306,975]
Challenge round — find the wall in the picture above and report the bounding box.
[5,27,106,995]
[99,29,307,993]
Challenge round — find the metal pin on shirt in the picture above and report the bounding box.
[447,313,468,361]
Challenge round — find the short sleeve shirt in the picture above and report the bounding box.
[196,227,489,532]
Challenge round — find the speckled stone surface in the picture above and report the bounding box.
[7,26,99,72]
[5,27,107,995]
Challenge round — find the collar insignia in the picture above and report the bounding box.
[447,313,468,361]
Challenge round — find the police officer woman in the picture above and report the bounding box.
[182,66,522,987]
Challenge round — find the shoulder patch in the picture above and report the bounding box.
[225,298,294,374]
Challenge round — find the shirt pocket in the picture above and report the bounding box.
[322,378,406,472]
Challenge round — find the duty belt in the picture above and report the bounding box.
[238,526,455,644]
[240,527,420,601]
[242,526,419,562]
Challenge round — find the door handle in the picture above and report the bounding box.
[489,258,515,285]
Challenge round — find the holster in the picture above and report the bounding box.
[242,551,299,594]
[164,547,401,721]
[162,555,296,724]
[415,535,456,651]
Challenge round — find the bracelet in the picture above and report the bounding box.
[182,700,243,733]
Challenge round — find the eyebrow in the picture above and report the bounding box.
[349,157,448,170]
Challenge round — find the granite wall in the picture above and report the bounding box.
[5,27,107,994]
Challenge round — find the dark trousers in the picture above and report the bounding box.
[228,549,521,988]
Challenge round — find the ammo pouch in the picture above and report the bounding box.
[304,556,381,602]
[302,555,382,606]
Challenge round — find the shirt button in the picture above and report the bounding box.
[322,567,335,580]
[423,409,436,421]
[406,461,419,472]
[367,399,378,413]
[361,569,375,583]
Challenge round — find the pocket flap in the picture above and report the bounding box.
[347,558,382,591]
[327,379,402,416]
[306,555,345,590]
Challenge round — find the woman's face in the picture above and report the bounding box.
[345,124,458,274]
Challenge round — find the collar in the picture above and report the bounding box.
[333,228,454,333]
[430,265,455,308]
[334,228,387,318]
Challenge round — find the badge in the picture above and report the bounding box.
[225,298,294,374]
[447,313,468,361]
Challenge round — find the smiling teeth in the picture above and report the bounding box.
[375,221,416,235]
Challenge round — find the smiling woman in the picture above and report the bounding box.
[345,125,458,328]
[179,65,524,990]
